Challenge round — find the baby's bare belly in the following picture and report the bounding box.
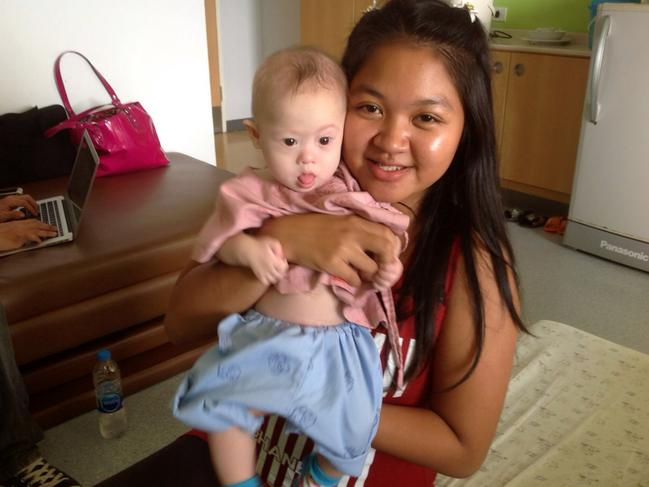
[254,284,345,326]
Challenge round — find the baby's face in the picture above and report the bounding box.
[257,88,346,192]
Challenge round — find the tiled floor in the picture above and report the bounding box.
[215,130,265,174]
[40,132,649,486]
[42,221,649,486]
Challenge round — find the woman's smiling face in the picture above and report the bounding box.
[343,41,465,211]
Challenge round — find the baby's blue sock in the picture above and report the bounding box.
[225,476,262,487]
[303,453,342,487]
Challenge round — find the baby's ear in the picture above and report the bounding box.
[243,119,261,149]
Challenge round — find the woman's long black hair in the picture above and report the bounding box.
[342,0,527,396]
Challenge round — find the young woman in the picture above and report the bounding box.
[164,0,525,485]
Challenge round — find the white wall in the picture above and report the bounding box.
[219,0,262,123]
[219,0,300,124]
[260,0,301,59]
[0,0,216,165]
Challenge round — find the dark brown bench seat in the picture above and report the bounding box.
[0,153,233,427]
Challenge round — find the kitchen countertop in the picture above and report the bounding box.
[490,29,591,58]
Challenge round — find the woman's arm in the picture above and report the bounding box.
[164,213,401,344]
[163,261,267,344]
[260,213,401,287]
[372,247,520,478]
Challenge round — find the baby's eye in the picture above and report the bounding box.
[319,136,331,145]
[283,138,297,146]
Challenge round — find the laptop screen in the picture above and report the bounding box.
[67,131,99,219]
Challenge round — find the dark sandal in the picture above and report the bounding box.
[518,211,547,228]
[504,207,523,222]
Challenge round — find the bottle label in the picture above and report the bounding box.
[96,381,123,413]
[98,393,123,413]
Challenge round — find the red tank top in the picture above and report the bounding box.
[188,242,461,486]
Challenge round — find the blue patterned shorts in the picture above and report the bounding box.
[173,310,383,476]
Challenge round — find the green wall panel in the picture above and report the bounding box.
[493,0,592,32]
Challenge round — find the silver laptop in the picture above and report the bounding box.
[1,130,99,257]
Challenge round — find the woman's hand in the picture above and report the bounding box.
[0,194,39,222]
[0,219,58,251]
[259,213,401,288]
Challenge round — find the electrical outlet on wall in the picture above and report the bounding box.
[493,7,507,21]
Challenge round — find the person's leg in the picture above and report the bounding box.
[296,454,342,487]
[0,305,80,487]
[0,305,43,482]
[207,428,260,487]
[313,455,341,480]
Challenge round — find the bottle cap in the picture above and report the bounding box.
[97,349,111,361]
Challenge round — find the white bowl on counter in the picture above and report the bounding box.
[528,28,567,41]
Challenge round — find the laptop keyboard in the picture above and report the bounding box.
[38,200,64,237]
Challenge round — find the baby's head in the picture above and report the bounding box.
[245,47,347,192]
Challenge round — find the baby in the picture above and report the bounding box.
[173,47,408,487]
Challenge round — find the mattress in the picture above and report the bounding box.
[437,320,649,487]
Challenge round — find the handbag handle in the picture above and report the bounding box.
[54,51,122,116]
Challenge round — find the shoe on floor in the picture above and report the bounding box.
[544,216,568,235]
[518,211,547,228]
[504,207,523,222]
[6,457,80,487]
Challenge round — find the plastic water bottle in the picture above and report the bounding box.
[93,349,127,439]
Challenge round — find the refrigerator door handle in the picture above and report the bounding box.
[589,15,611,124]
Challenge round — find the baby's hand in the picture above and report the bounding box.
[373,258,403,291]
[248,236,288,286]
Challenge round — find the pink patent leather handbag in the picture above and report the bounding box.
[45,51,168,177]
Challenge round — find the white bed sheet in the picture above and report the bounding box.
[437,320,649,487]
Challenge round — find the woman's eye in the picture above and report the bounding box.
[319,136,331,145]
[283,138,297,146]
[417,114,438,124]
[361,104,381,115]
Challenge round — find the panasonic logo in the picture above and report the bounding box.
[600,240,649,262]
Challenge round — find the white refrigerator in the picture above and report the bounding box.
[564,3,649,273]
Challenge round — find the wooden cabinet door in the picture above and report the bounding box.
[354,1,386,22]
[491,50,511,154]
[354,0,375,22]
[301,0,356,60]
[204,0,221,107]
[500,52,589,198]
[301,0,384,60]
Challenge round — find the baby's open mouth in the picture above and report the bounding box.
[297,173,316,188]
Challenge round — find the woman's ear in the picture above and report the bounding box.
[243,119,261,149]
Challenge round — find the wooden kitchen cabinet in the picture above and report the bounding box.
[492,51,589,203]
[302,4,588,204]
[491,50,512,151]
[354,1,384,19]
[301,0,380,60]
